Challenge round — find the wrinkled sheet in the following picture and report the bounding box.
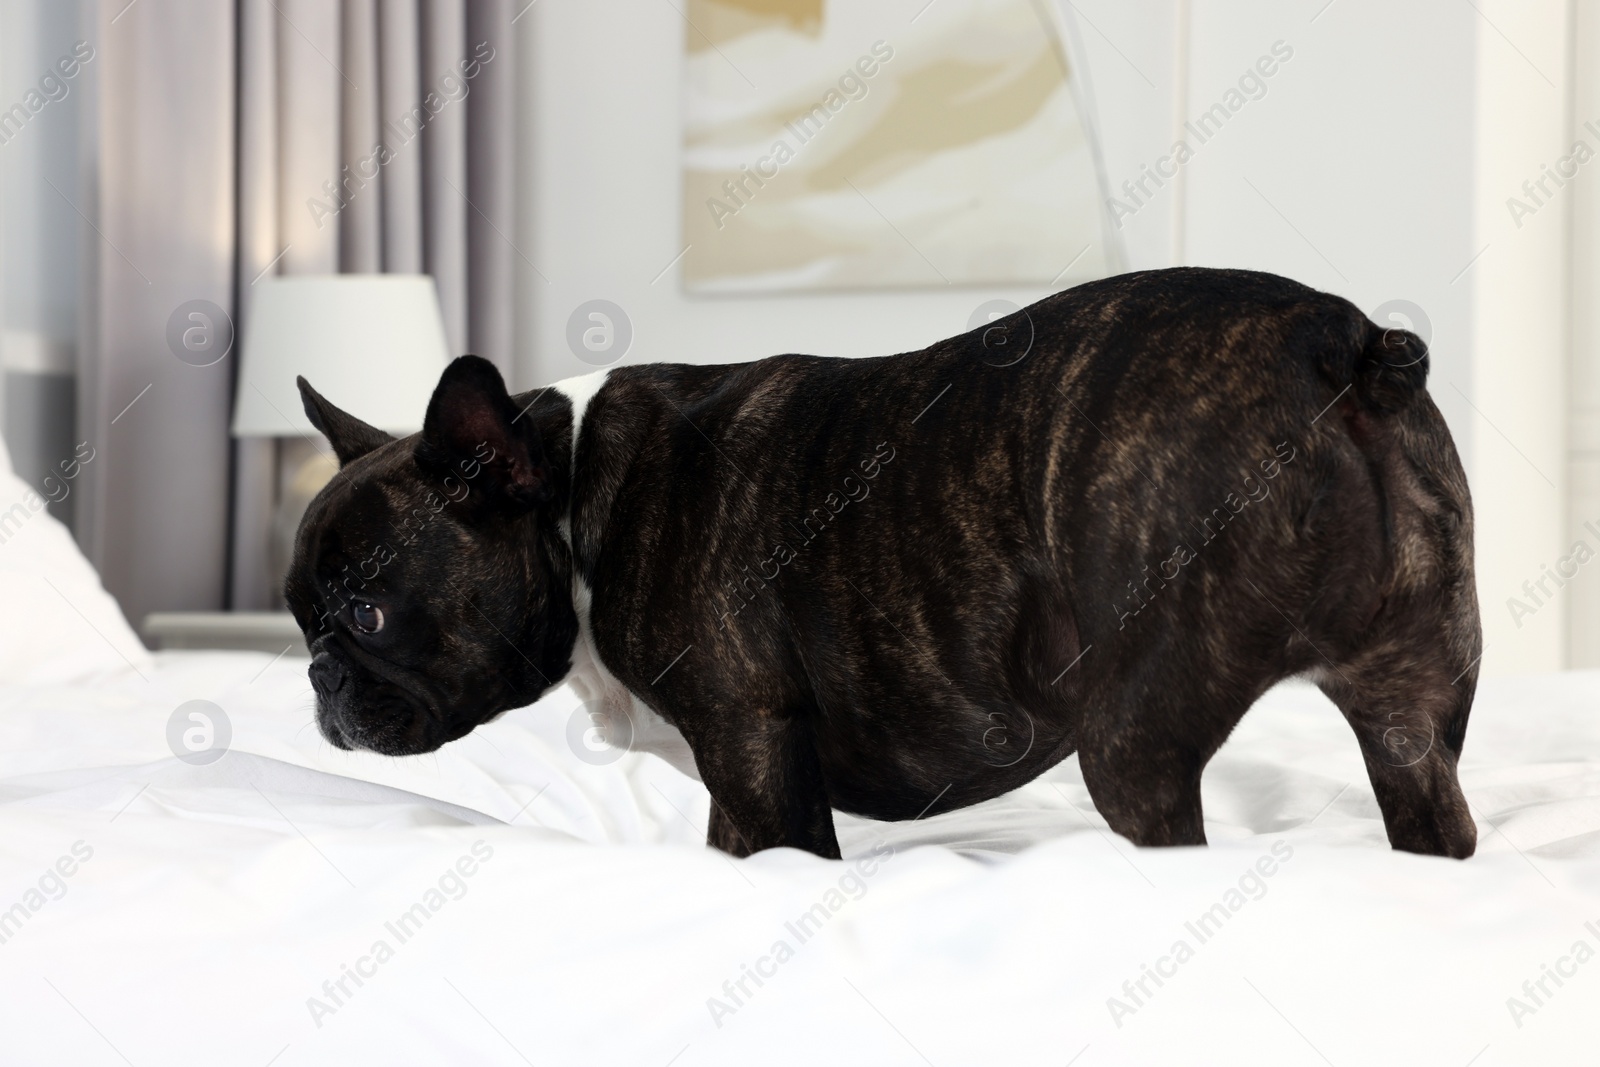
[0,651,1596,1065]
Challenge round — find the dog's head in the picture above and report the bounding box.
[284,356,577,755]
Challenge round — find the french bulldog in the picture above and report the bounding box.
[286,267,1481,860]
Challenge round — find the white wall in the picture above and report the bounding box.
[1467,0,1571,677]
[516,0,1182,385]
[517,0,1574,678]
[1573,2,1600,667]
[1183,0,1478,434]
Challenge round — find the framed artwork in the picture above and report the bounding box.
[681,0,1119,293]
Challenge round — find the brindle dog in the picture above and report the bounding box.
[286,267,1480,860]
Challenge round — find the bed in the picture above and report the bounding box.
[3,448,1598,1065]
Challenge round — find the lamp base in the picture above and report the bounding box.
[269,442,339,599]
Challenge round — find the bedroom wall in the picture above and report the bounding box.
[515,0,1483,395]
[515,0,1183,384]
[1466,0,1572,678]
[1572,3,1600,668]
[509,0,1560,678]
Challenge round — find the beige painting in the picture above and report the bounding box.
[681,0,1114,293]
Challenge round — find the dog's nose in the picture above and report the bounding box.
[309,654,346,696]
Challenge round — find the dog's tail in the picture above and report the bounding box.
[1355,321,1430,413]
[1304,302,1430,415]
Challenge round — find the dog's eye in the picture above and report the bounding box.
[352,602,385,634]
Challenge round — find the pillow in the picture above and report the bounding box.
[0,434,154,684]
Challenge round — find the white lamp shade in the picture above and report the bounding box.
[231,275,451,437]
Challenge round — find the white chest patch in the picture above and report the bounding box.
[549,371,699,781]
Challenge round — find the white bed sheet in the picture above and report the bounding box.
[0,651,1597,1065]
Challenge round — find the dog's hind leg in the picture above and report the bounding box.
[1314,640,1478,858]
[1310,513,1480,859]
[1313,375,1481,858]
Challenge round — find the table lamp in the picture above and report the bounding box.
[231,275,451,590]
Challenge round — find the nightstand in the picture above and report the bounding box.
[142,612,308,656]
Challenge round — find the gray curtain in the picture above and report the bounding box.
[80,0,518,622]
[77,1,237,632]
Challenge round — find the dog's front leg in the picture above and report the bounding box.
[683,711,840,859]
[707,803,753,858]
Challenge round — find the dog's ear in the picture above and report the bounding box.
[417,355,552,509]
[297,378,395,466]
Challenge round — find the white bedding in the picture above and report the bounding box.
[1,651,1598,1065]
